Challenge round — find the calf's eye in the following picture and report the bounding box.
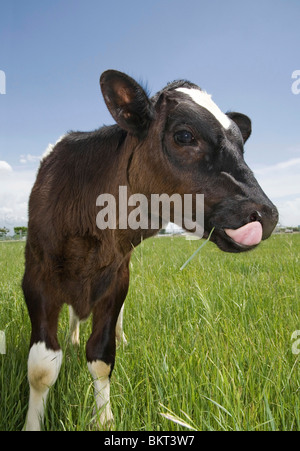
[174,130,195,145]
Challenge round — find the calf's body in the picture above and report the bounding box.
[22,70,278,430]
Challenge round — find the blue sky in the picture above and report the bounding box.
[0,0,299,229]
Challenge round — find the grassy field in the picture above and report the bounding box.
[0,234,299,431]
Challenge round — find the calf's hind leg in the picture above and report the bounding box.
[69,306,80,345]
[68,304,126,349]
[23,279,63,431]
[115,304,127,347]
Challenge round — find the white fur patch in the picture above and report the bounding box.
[88,360,113,426]
[24,342,62,431]
[176,87,231,129]
[41,134,66,161]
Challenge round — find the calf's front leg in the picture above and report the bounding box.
[22,287,62,431]
[86,301,118,428]
[86,260,130,428]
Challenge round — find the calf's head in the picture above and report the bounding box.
[100,70,278,253]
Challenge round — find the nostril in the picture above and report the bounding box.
[249,210,262,223]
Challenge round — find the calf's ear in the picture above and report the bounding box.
[100,70,154,137]
[226,112,252,143]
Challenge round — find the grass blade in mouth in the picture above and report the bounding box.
[180,227,215,271]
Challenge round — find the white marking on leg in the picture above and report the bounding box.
[176,87,231,129]
[115,305,127,346]
[24,342,63,431]
[69,306,80,345]
[88,360,113,427]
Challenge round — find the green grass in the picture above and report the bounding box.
[0,234,299,431]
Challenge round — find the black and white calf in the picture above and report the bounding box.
[22,70,278,430]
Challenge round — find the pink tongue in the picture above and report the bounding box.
[224,221,263,246]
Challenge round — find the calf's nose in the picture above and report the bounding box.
[249,210,262,223]
[250,204,278,240]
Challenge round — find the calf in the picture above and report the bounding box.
[22,70,278,430]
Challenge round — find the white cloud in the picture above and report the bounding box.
[254,158,300,199]
[253,157,300,227]
[256,158,300,172]
[0,160,13,173]
[0,164,36,231]
[19,137,63,165]
[19,154,42,164]
[275,197,300,227]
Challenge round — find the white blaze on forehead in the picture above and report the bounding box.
[176,87,231,130]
